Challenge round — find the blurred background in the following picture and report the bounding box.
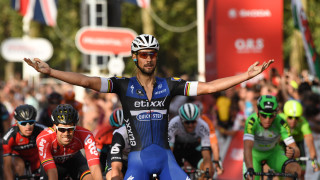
[0,0,319,81]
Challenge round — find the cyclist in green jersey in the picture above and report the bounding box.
[280,100,319,179]
[243,95,301,180]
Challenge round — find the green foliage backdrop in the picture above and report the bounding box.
[0,0,319,80]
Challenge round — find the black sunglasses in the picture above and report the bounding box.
[288,116,299,120]
[259,113,276,119]
[18,120,35,126]
[56,126,75,133]
[184,121,196,125]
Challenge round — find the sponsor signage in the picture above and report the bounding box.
[1,38,53,62]
[205,0,283,81]
[75,27,137,56]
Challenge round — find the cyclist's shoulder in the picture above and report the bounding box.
[74,126,94,139]
[113,125,126,136]
[36,127,55,141]
[299,116,309,124]
[108,76,131,81]
[75,126,92,134]
[2,126,19,142]
[169,116,181,125]
[246,113,258,122]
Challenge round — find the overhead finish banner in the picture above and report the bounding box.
[205,0,283,82]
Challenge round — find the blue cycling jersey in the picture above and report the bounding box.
[100,76,198,151]
[100,76,198,179]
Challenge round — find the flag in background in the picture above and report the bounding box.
[291,0,320,79]
[11,0,58,27]
[125,0,150,8]
[11,0,30,16]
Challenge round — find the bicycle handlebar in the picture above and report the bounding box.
[15,173,41,180]
[296,156,313,161]
[254,172,298,178]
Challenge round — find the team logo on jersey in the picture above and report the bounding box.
[134,100,165,108]
[84,135,98,156]
[111,143,121,154]
[38,138,47,158]
[127,175,135,180]
[136,89,144,96]
[136,112,163,121]
[124,118,136,146]
[19,138,24,142]
[171,77,181,81]
[158,84,162,89]
[130,85,134,94]
[3,128,14,141]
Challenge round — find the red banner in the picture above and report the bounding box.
[218,131,244,180]
[205,0,283,82]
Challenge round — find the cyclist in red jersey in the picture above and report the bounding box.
[95,108,124,172]
[2,104,46,180]
[36,104,103,180]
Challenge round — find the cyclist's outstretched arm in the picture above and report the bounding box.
[47,168,58,180]
[89,164,103,180]
[24,58,101,91]
[197,60,274,95]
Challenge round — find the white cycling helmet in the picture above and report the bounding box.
[131,34,160,52]
[179,103,200,122]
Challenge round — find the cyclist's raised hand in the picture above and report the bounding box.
[24,58,51,75]
[247,59,274,78]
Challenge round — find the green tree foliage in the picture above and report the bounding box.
[0,0,320,80]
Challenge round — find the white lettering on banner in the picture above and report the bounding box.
[239,9,271,18]
[231,148,243,161]
[39,138,47,158]
[83,37,122,46]
[228,9,272,19]
[234,38,264,54]
[84,135,98,156]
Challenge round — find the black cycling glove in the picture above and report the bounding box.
[244,167,255,179]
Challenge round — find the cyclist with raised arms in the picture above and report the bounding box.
[168,103,213,179]
[24,34,273,180]
[243,95,301,180]
[36,104,103,180]
[280,100,319,179]
[2,104,46,180]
